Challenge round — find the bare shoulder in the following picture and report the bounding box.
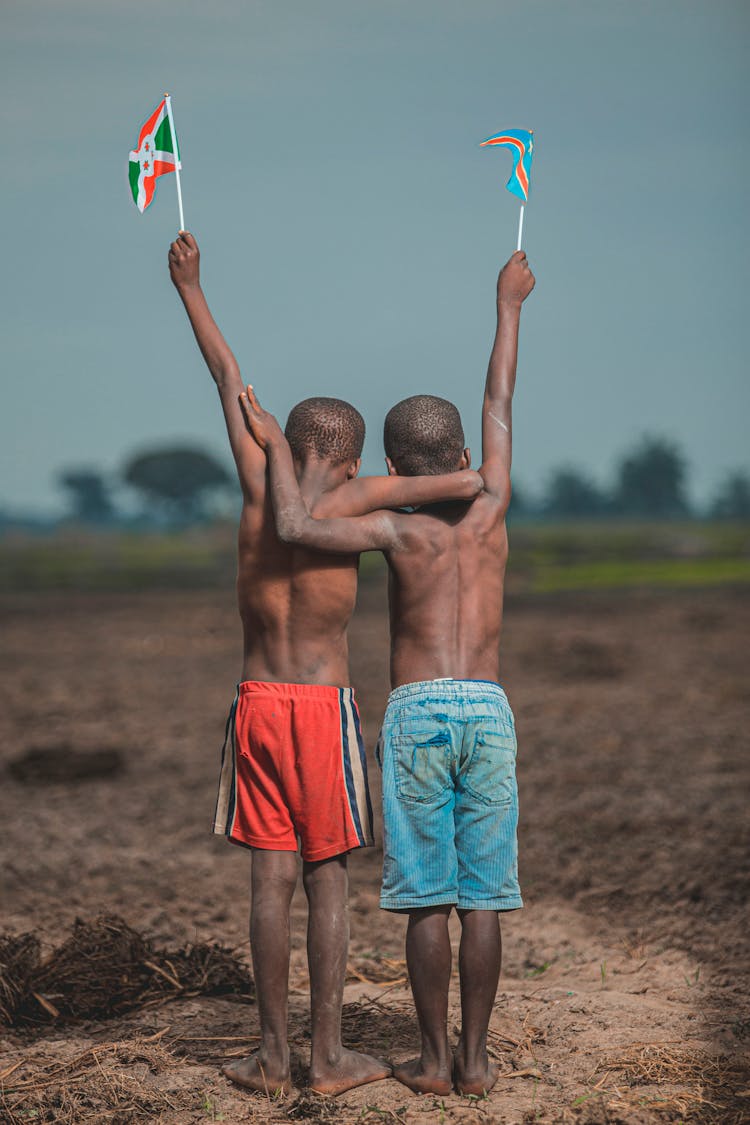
[423,491,506,526]
[311,482,372,518]
[473,489,507,519]
[465,492,508,544]
[310,489,344,518]
[391,494,504,550]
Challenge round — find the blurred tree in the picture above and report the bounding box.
[123,446,233,522]
[58,468,116,524]
[543,467,606,518]
[613,436,689,518]
[710,471,750,519]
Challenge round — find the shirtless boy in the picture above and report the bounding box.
[238,249,535,1097]
[168,232,483,1096]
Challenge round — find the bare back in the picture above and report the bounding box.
[238,482,359,687]
[385,492,507,687]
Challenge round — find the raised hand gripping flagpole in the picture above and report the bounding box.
[164,93,185,231]
[479,128,534,251]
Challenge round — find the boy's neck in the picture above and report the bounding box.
[295,456,348,501]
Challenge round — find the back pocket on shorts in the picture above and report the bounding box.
[391,730,452,803]
[462,728,516,807]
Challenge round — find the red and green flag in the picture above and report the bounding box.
[128,97,181,215]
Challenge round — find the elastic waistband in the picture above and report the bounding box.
[238,680,355,701]
[387,678,508,705]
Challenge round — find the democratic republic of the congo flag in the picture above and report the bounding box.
[479,128,534,203]
[128,99,180,213]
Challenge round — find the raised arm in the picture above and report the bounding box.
[168,232,265,498]
[240,387,403,554]
[479,250,535,504]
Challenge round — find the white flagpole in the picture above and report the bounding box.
[164,93,185,231]
[516,204,525,252]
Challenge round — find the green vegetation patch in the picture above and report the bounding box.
[531,556,750,593]
[506,519,750,593]
[0,530,236,592]
[0,521,748,593]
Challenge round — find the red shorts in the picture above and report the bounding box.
[213,681,374,861]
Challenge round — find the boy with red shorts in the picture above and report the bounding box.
[168,232,482,1096]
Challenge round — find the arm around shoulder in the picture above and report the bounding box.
[240,387,402,554]
[331,468,483,517]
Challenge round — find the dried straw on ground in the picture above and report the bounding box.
[0,915,253,1027]
[0,1033,192,1124]
[591,1041,750,1124]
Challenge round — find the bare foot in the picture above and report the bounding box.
[221,1052,291,1096]
[309,1048,392,1096]
[453,1054,498,1096]
[393,1056,452,1096]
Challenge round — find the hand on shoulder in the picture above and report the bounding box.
[239,385,285,451]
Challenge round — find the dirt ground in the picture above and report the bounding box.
[1,576,748,1124]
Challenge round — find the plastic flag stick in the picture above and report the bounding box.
[164,94,185,231]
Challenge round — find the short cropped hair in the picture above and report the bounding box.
[285,397,365,465]
[383,395,465,476]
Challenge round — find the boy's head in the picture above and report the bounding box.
[384,394,469,476]
[285,397,365,477]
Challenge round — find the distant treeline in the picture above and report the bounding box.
[510,436,749,522]
[18,446,237,531]
[2,435,749,532]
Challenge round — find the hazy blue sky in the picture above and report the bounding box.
[2,0,748,514]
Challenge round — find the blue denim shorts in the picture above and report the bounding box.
[377,679,522,913]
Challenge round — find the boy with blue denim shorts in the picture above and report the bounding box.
[240,250,535,1096]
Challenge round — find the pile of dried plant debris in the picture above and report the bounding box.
[0,915,253,1027]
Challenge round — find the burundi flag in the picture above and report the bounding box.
[128,99,180,213]
[479,128,534,203]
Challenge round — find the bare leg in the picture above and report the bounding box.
[393,906,453,1095]
[304,854,391,1095]
[454,909,501,1095]
[222,849,297,1095]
